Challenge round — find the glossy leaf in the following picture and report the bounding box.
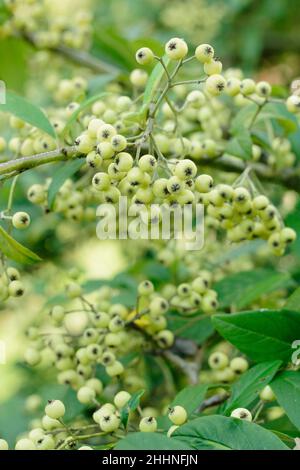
[0,225,41,264]
[271,371,300,430]
[47,158,84,208]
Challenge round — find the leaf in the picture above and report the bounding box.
[174,415,288,450]
[0,90,55,138]
[115,432,193,450]
[0,225,41,264]
[87,73,117,96]
[212,309,300,363]
[230,104,257,134]
[221,361,282,414]
[214,269,292,309]
[170,384,208,416]
[225,129,252,160]
[120,389,145,428]
[271,371,300,430]
[258,102,299,134]
[47,159,84,208]
[285,286,300,312]
[62,92,111,137]
[92,28,135,71]
[167,314,214,345]
[143,55,170,105]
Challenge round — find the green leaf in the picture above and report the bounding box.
[214,269,292,309]
[225,129,252,160]
[258,102,299,134]
[230,104,257,134]
[170,384,208,416]
[285,286,300,312]
[0,90,55,138]
[92,28,135,71]
[0,225,41,264]
[47,159,84,209]
[221,361,282,414]
[167,314,214,345]
[87,73,117,96]
[212,309,300,363]
[143,55,170,105]
[120,389,145,428]
[62,92,111,137]
[271,372,300,430]
[115,432,193,450]
[174,415,288,450]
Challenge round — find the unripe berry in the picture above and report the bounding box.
[259,385,276,402]
[280,227,296,244]
[15,438,36,450]
[138,154,157,173]
[92,172,111,191]
[149,297,169,315]
[27,184,46,204]
[136,47,154,65]
[114,391,131,409]
[106,360,124,377]
[240,79,256,95]
[77,386,96,404]
[45,399,65,419]
[25,347,41,366]
[111,134,127,152]
[208,351,229,370]
[165,38,188,60]
[6,267,20,282]
[155,330,174,348]
[204,59,222,75]
[256,81,271,97]
[229,357,249,374]
[195,44,214,63]
[0,439,9,450]
[78,446,93,450]
[138,280,154,296]
[86,151,102,169]
[36,434,55,450]
[231,408,252,422]
[100,414,120,433]
[42,415,61,431]
[97,124,116,142]
[286,95,300,114]
[253,195,269,211]
[12,211,30,229]
[225,78,241,96]
[139,416,157,432]
[205,74,226,96]
[96,141,114,159]
[115,152,133,172]
[168,405,187,425]
[174,159,197,180]
[130,69,148,88]
[87,118,104,138]
[8,280,25,297]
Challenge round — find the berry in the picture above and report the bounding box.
[231,408,252,422]
[27,184,46,204]
[12,211,31,229]
[174,159,197,180]
[139,416,157,432]
[45,400,65,420]
[280,227,296,244]
[155,330,174,348]
[106,361,124,377]
[86,378,103,395]
[25,348,41,366]
[100,413,120,433]
[168,405,187,425]
[195,44,214,63]
[136,47,154,65]
[15,439,36,450]
[77,386,96,404]
[259,385,276,402]
[256,81,271,97]
[0,439,9,450]
[114,391,131,409]
[286,95,300,114]
[205,74,226,96]
[8,280,25,297]
[165,38,188,60]
[195,174,214,193]
[130,69,148,88]
[138,280,154,296]
[208,351,229,370]
[78,446,93,450]
[229,357,249,374]
[240,79,256,95]
[204,59,222,75]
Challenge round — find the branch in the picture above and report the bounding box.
[21,32,119,75]
[0,146,82,179]
[198,392,229,412]
[203,155,300,192]
[163,350,199,385]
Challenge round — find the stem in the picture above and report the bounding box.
[198,392,229,412]
[6,175,19,213]
[0,146,81,179]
